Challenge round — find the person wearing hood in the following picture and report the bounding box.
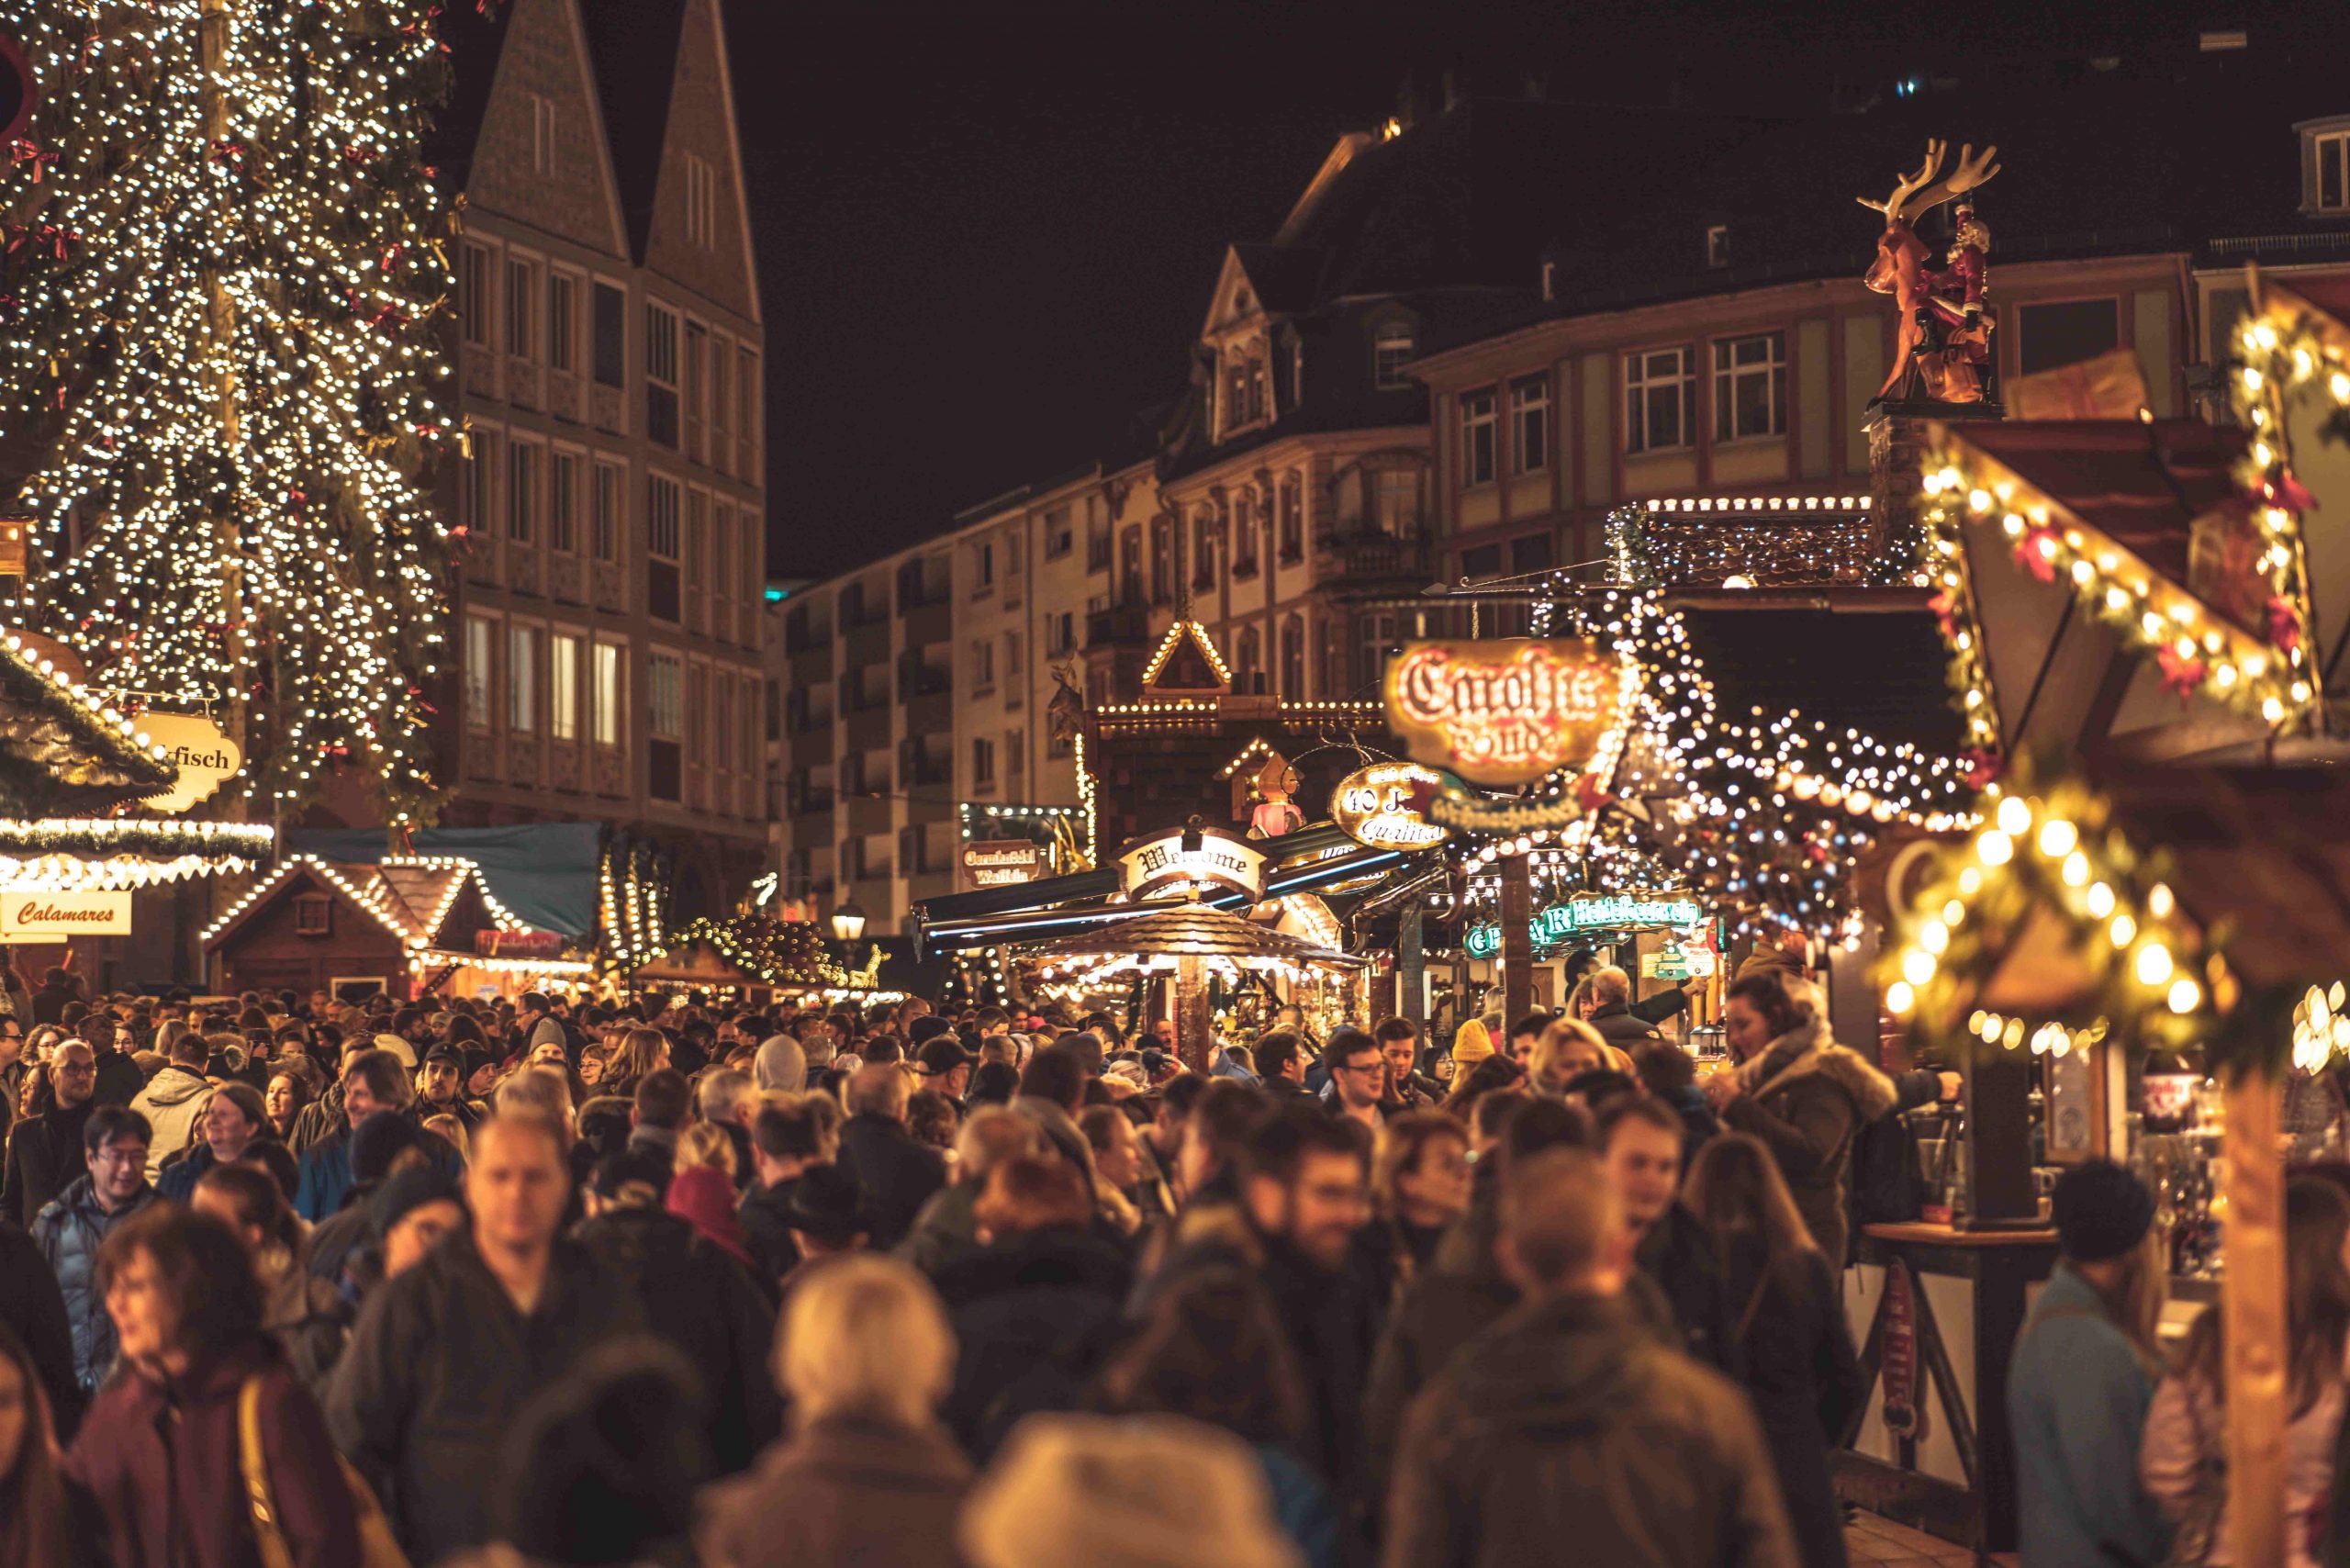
[574,1148,782,1473]
[1382,1147,1799,1568]
[127,1025,210,1179]
[1705,969,1897,1268]
[753,1030,806,1094]
[32,1107,161,1395]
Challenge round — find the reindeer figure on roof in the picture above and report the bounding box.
[1861,140,2002,405]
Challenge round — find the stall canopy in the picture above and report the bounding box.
[288,822,600,936]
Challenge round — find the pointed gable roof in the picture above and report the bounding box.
[1141,619,1232,696]
[576,0,689,261]
[202,855,525,956]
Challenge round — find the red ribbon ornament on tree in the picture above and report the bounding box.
[2156,645,2207,703]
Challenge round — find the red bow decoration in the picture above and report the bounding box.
[7,140,57,184]
[2262,472,2319,516]
[2012,524,2062,584]
[2268,596,2303,653]
[2156,646,2207,703]
[1961,749,2001,790]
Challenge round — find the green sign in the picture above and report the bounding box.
[1463,895,1703,959]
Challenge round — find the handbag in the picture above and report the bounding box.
[238,1373,411,1568]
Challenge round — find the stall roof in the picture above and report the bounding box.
[286,823,600,937]
[0,627,176,814]
[1676,598,1965,754]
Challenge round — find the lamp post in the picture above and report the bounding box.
[830,898,868,973]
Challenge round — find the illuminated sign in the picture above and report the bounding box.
[0,889,130,941]
[1114,826,1267,902]
[1330,761,1449,850]
[137,711,243,812]
[961,839,1042,890]
[1464,894,1703,958]
[1384,639,1625,786]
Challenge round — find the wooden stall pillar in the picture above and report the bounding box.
[1175,954,1213,1076]
[2221,1069,2286,1568]
[1500,852,1532,1028]
[1398,902,1426,1028]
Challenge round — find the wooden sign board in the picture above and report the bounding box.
[1384,639,1624,786]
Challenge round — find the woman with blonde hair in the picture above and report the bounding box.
[1527,1016,1628,1095]
[599,1026,670,1102]
[1683,1132,1863,1568]
[697,1255,969,1567]
[676,1119,738,1182]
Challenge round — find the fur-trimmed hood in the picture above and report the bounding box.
[1749,1016,1898,1120]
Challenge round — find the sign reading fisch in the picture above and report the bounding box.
[1384,639,1625,786]
[961,839,1042,890]
[1331,761,1450,851]
[0,889,131,941]
[1115,826,1267,903]
[136,711,243,812]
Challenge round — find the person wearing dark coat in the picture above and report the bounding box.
[575,1148,783,1474]
[0,1218,83,1439]
[834,1064,946,1250]
[84,1027,143,1110]
[2,1043,96,1226]
[327,1115,643,1564]
[930,1156,1133,1458]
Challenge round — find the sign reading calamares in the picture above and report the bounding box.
[1384,640,1623,786]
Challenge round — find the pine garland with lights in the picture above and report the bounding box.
[675,914,845,988]
[0,0,473,824]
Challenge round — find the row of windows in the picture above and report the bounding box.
[464,615,624,747]
[464,431,626,561]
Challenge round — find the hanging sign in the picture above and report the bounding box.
[1115,825,1267,902]
[1330,761,1449,850]
[1384,639,1625,786]
[0,889,131,941]
[1881,1260,1925,1440]
[1464,894,1705,959]
[475,929,565,959]
[961,839,1042,890]
[136,711,242,812]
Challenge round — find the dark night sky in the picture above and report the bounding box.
[720,0,2298,581]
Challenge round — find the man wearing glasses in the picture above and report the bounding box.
[31,1103,156,1393]
[3,1038,99,1226]
[1323,1028,1388,1135]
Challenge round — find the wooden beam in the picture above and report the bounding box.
[1500,852,1532,1026]
[2221,1069,2286,1568]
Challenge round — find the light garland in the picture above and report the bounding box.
[1610,498,1917,590]
[0,2,462,823]
[1139,619,1233,688]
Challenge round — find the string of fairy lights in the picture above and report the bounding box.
[0,0,463,823]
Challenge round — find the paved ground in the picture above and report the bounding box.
[1846,1509,2020,1565]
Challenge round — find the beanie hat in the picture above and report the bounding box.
[2052,1159,2154,1262]
[908,1014,955,1046]
[371,1032,417,1068]
[1450,1019,1495,1064]
[371,1162,461,1241]
[349,1110,423,1185]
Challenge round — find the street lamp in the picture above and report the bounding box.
[831,898,868,974]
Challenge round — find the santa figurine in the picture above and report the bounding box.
[1914,201,1992,401]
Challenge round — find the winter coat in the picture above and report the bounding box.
[1381,1292,1800,1568]
[3,1098,95,1227]
[325,1230,644,1563]
[834,1113,946,1249]
[932,1225,1133,1458]
[2008,1264,2173,1568]
[574,1204,783,1474]
[1635,1203,1742,1379]
[1718,1238,1865,1568]
[1010,1094,1100,1187]
[90,1047,142,1109]
[294,1121,461,1223]
[261,1249,352,1401]
[895,1177,981,1278]
[1719,1015,1897,1267]
[1586,1002,1662,1047]
[129,1063,211,1179]
[737,1176,804,1286]
[1363,1242,1520,1489]
[696,1414,972,1568]
[0,1216,84,1439]
[68,1334,359,1568]
[33,1173,161,1392]
[287,1087,343,1156]
[156,1139,223,1204]
[2144,1340,2346,1568]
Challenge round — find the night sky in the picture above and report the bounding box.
[721,0,2289,582]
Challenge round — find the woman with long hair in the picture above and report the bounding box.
[263,1066,312,1143]
[1362,1112,1472,1305]
[2146,1177,2350,1567]
[0,1321,101,1568]
[1683,1132,1864,1568]
[66,1204,361,1566]
[600,1026,671,1102]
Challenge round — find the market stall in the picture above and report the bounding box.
[631,913,907,1010]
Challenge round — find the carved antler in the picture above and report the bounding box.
[1860,140,2002,221]
[1858,140,1946,218]
[1942,142,2000,199]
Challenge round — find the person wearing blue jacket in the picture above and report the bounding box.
[2008,1159,2174,1568]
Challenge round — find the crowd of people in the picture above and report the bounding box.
[0,955,2321,1568]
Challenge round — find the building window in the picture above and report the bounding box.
[1279,614,1305,698]
[1459,543,1503,580]
[464,615,493,728]
[1460,389,1497,486]
[506,442,536,543]
[1372,468,1421,536]
[644,301,679,446]
[549,452,577,554]
[464,428,498,533]
[461,243,492,347]
[973,541,993,593]
[503,257,536,360]
[1149,520,1173,604]
[684,491,706,605]
[1372,319,1415,388]
[1237,624,1262,693]
[1510,375,1550,474]
[1004,632,1024,688]
[649,652,683,738]
[971,737,996,790]
[2016,298,2121,377]
[1712,332,1785,442]
[1045,610,1074,656]
[529,93,554,175]
[550,632,581,742]
[592,282,625,388]
[683,152,718,249]
[736,347,758,473]
[1192,508,1216,588]
[508,624,538,734]
[970,638,994,690]
[647,475,681,622]
[683,320,708,462]
[1625,347,1695,454]
[2313,128,2350,213]
[1706,223,1730,268]
[1278,478,1302,561]
[1231,490,1258,573]
[593,642,622,746]
[294,894,331,936]
[1086,508,1112,574]
[1006,728,1024,786]
[1510,533,1555,577]
[1044,507,1072,559]
[546,272,577,375]
[592,460,621,561]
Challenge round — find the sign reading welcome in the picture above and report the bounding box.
[1384,639,1624,786]
[1114,826,1267,903]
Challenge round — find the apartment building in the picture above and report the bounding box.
[432,0,767,916]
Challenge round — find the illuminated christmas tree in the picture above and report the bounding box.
[0,0,470,824]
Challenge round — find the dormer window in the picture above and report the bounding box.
[1221,351,1268,437]
[1373,320,1416,388]
[2300,117,2350,215]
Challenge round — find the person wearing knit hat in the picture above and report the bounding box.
[2009,1159,2172,1568]
[1449,1017,1495,1065]
[960,1413,1303,1568]
[371,1031,418,1069]
[370,1163,464,1279]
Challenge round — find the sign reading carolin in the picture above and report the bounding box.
[1114,825,1267,903]
[1330,761,1449,850]
[1384,639,1624,786]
